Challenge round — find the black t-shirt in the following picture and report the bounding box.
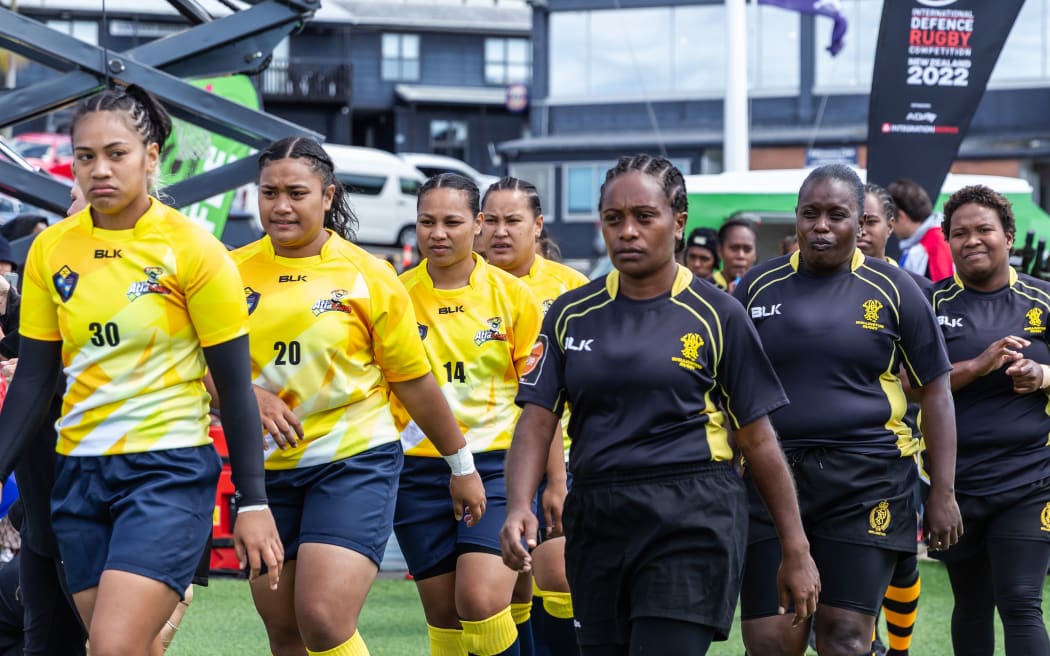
[734,250,950,457]
[516,265,788,477]
[931,270,1050,495]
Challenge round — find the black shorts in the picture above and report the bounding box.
[563,461,746,646]
[930,476,1050,564]
[746,448,918,552]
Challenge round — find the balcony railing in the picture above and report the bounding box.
[259,59,352,103]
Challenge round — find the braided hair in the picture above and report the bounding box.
[482,176,543,218]
[70,84,173,195]
[863,182,897,223]
[257,137,358,242]
[418,173,480,216]
[599,155,688,216]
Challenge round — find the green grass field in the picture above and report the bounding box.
[168,561,1050,655]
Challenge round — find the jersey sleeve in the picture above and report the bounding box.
[510,285,544,377]
[369,265,431,383]
[515,306,566,417]
[715,300,789,429]
[179,232,249,347]
[19,236,60,342]
[896,271,951,387]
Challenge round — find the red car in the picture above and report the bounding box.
[13,132,73,180]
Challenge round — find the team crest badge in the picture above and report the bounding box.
[418,323,429,341]
[1025,307,1046,334]
[856,299,885,331]
[868,500,891,537]
[519,335,548,386]
[672,332,705,371]
[127,266,172,302]
[244,287,261,315]
[311,289,353,317]
[1041,502,1050,533]
[52,265,79,302]
[542,298,555,315]
[474,317,508,346]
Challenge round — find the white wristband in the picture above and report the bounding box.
[237,504,269,515]
[443,446,476,476]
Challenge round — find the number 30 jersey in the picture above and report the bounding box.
[392,254,542,457]
[233,233,431,470]
[20,200,248,456]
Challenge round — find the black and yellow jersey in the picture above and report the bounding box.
[233,233,431,470]
[711,270,730,291]
[931,269,1050,495]
[517,265,788,477]
[735,249,950,457]
[21,199,246,456]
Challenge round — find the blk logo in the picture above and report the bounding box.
[94,249,122,259]
[564,337,593,352]
[751,304,782,318]
[279,275,307,283]
[938,315,963,328]
[439,305,465,315]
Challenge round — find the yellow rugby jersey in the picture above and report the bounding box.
[393,254,542,456]
[233,233,430,470]
[20,199,247,456]
[520,256,588,457]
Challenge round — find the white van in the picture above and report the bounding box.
[324,144,425,247]
[399,152,500,192]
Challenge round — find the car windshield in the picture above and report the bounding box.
[15,143,50,159]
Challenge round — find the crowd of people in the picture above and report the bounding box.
[0,83,1043,656]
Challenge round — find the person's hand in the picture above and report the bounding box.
[776,547,820,626]
[540,477,567,538]
[233,508,284,591]
[0,358,16,385]
[924,485,963,552]
[1005,358,1046,394]
[974,336,1029,376]
[449,471,485,527]
[499,504,538,572]
[253,386,302,450]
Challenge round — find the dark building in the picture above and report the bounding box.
[502,0,1050,258]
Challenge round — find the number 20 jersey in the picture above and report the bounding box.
[233,234,431,470]
[20,200,248,456]
[392,255,542,457]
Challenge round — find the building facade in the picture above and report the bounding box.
[503,0,1050,257]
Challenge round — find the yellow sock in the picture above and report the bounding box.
[510,601,532,625]
[306,630,369,656]
[428,624,467,656]
[531,578,545,598]
[540,591,574,620]
[461,606,517,656]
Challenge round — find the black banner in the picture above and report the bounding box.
[866,0,1023,201]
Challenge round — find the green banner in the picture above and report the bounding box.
[159,75,260,238]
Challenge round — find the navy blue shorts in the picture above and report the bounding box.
[394,451,507,580]
[266,441,403,567]
[51,446,221,596]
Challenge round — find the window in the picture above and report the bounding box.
[563,163,611,221]
[990,0,1050,86]
[813,0,883,93]
[508,163,554,218]
[430,120,468,162]
[45,20,99,45]
[549,5,798,100]
[485,38,531,85]
[381,34,420,82]
[338,173,386,196]
[400,177,421,196]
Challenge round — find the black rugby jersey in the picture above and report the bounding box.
[734,250,950,457]
[516,265,788,477]
[931,269,1050,495]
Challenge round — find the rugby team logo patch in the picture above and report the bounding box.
[474,316,507,346]
[244,287,261,315]
[519,335,548,386]
[53,265,79,302]
[312,289,353,317]
[127,266,172,302]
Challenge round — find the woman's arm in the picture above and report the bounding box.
[500,403,559,572]
[915,372,963,551]
[948,335,1028,391]
[0,338,62,481]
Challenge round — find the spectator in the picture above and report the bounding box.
[888,178,953,281]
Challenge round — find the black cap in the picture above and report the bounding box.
[685,227,720,269]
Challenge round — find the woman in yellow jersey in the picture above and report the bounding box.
[392,173,543,656]
[232,137,485,656]
[0,85,283,655]
[478,177,588,656]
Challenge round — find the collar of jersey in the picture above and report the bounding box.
[604,263,692,298]
[953,266,1017,290]
[78,196,161,240]
[419,251,485,294]
[261,229,335,268]
[789,247,864,273]
[524,255,547,281]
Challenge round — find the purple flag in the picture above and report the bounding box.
[758,0,848,56]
